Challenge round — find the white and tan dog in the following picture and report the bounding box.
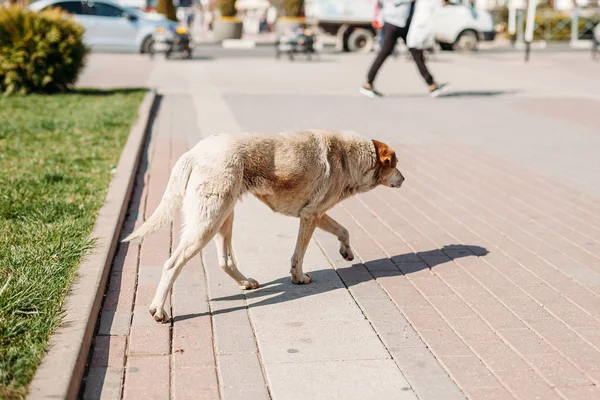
[124,130,404,323]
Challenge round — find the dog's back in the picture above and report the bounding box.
[125,130,386,242]
[185,130,372,217]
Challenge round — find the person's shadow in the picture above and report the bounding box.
[174,244,489,322]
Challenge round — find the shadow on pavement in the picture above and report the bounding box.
[72,87,148,96]
[175,244,489,322]
[167,55,215,61]
[438,89,519,98]
[384,89,518,99]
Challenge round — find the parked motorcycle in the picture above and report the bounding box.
[275,27,321,61]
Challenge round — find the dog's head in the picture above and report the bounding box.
[372,140,405,188]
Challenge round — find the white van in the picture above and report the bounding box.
[433,0,496,51]
[305,0,496,52]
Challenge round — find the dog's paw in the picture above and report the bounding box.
[149,306,169,324]
[241,278,259,290]
[340,246,354,262]
[291,273,312,285]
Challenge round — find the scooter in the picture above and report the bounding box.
[275,27,321,61]
[150,25,193,59]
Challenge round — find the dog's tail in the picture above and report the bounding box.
[123,154,194,243]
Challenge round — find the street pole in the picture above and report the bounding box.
[508,0,517,44]
[524,0,536,62]
[570,4,579,46]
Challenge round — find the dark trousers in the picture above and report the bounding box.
[367,21,435,86]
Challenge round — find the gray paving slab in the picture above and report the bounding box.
[83,367,123,400]
[265,359,417,400]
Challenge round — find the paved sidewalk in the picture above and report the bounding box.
[80,51,600,400]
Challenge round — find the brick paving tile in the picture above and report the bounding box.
[418,330,473,357]
[98,311,132,336]
[447,317,500,345]
[494,369,564,400]
[557,386,600,400]
[467,386,516,400]
[123,355,170,400]
[217,354,270,400]
[391,348,466,400]
[440,355,503,390]
[90,336,127,368]
[526,353,592,387]
[469,341,530,372]
[83,367,123,400]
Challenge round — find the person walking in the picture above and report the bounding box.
[266,4,278,32]
[360,0,448,98]
[373,0,384,50]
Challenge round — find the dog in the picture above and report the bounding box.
[123,130,405,323]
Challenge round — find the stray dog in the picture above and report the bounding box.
[124,130,405,323]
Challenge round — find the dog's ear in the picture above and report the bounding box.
[372,140,398,169]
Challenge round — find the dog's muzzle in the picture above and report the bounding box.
[390,172,405,188]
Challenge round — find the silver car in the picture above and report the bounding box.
[28,0,178,53]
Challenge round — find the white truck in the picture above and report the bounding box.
[304,0,496,52]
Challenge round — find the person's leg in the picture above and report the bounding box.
[409,48,434,86]
[399,2,447,96]
[365,23,402,87]
[409,47,448,96]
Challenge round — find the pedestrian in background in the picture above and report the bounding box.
[360,0,448,98]
[266,4,278,32]
[372,0,384,50]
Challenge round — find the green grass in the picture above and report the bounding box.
[0,88,146,399]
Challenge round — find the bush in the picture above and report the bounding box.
[156,0,177,21]
[283,0,303,17]
[218,0,236,18]
[494,8,599,41]
[0,5,88,96]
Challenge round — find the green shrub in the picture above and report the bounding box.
[283,0,303,17]
[156,0,177,21]
[495,9,599,41]
[0,5,88,96]
[218,0,237,18]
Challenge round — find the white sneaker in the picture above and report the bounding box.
[360,86,384,98]
[429,82,449,98]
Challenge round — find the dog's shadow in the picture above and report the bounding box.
[174,244,489,322]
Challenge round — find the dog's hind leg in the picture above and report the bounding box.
[214,210,259,290]
[290,215,317,284]
[149,194,236,323]
[149,236,208,323]
[317,213,354,261]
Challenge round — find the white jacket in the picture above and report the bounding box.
[406,0,441,49]
[382,0,414,28]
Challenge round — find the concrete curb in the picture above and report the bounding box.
[27,89,159,400]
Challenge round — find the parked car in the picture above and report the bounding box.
[28,0,179,53]
[304,0,495,52]
[433,0,495,51]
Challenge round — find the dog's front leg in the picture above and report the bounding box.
[317,214,354,261]
[290,215,317,284]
